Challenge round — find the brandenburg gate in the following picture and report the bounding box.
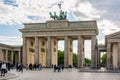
[20,20,98,68]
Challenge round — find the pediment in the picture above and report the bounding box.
[106,31,120,39]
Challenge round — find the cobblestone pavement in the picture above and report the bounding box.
[9,69,120,80]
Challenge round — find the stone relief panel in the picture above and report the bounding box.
[41,48,45,52]
[29,48,34,53]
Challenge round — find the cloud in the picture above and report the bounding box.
[0,0,101,24]
[0,36,22,45]
[98,19,120,35]
[0,0,120,59]
[3,0,18,7]
[84,40,91,59]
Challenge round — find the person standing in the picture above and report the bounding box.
[1,61,7,76]
[61,64,64,72]
[0,61,2,70]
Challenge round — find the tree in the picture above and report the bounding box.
[101,53,107,66]
[57,50,91,66]
[73,53,77,65]
[84,58,91,66]
[58,50,64,65]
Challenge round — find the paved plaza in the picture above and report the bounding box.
[4,69,120,80]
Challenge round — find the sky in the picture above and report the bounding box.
[0,0,120,59]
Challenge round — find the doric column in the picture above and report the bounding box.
[46,36,52,67]
[91,35,96,68]
[39,38,47,67]
[0,49,3,61]
[51,38,58,66]
[35,37,39,64]
[77,35,84,68]
[5,50,8,62]
[95,39,98,67]
[18,50,21,63]
[118,43,120,68]
[11,51,14,64]
[68,38,73,66]
[97,49,101,67]
[107,43,111,68]
[23,37,27,66]
[64,36,69,67]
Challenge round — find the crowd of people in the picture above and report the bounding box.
[25,63,42,71]
[16,63,23,73]
[0,61,73,77]
[53,64,64,72]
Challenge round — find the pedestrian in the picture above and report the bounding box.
[58,65,61,72]
[25,64,29,70]
[18,63,23,73]
[1,61,7,76]
[54,64,57,72]
[29,63,33,70]
[0,61,2,70]
[7,61,11,71]
[38,64,42,70]
[16,62,19,71]
[61,64,64,72]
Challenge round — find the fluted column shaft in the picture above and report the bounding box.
[18,50,21,63]
[107,43,111,68]
[77,36,84,68]
[5,50,8,62]
[0,49,2,61]
[46,36,52,67]
[35,37,39,64]
[91,35,96,68]
[23,37,27,66]
[118,43,120,68]
[97,50,101,67]
[11,51,14,64]
[64,36,69,67]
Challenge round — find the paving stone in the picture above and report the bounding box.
[8,69,120,80]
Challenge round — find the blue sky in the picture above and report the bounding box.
[0,0,120,58]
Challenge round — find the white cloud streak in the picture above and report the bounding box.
[0,36,22,45]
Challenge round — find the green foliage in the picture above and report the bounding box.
[101,53,107,66]
[58,50,64,65]
[58,50,91,66]
[8,53,11,61]
[84,58,91,66]
[73,53,77,65]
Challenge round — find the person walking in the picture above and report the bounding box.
[1,61,7,76]
[19,63,23,73]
